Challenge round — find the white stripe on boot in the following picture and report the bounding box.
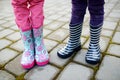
[85,26,102,64]
[57,24,82,59]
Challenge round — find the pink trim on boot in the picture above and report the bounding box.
[35,53,49,66]
[21,51,35,69]
[36,59,49,66]
[21,60,35,69]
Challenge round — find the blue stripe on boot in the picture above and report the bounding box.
[57,24,82,59]
[85,26,102,65]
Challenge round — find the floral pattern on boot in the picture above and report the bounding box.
[33,27,49,66]
[20,30,35,69]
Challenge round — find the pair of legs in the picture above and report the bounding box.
[58,0,104,64]
[12,0,49,69]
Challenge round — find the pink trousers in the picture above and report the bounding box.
[11,0,44,31]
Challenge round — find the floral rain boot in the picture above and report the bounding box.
[33,27,49,66]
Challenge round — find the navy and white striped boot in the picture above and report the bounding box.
[57,24,82,59]
[85,25,102,65]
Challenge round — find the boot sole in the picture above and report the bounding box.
[36,59,49,66]
[57,46,81,59]
[21,61,35,69]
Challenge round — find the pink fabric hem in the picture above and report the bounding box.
[12,0,44,31]
[36,59,49,66]
[20,27,32,32]
[32,26,43,29]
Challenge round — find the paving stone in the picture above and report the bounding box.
[63,36,86,46]
[73,49,97,67]
[0,15,5,19]
[4,17,14,21]
[116,25,120,31]
[109,11,120,18]
[83,36,110,52]
[45,11,54,16]
[109,0,119,3]
[10,40,24,52]
[0,70,15,80]
[107,44,120,57]
[105,0,109,3]
[47,7,60,13]
[47,14,62,20]
[10,25,19,30]
[43,28,52,37]
[114,2,120,10]
[44,19,53,25]
[57,10,69,15]
[0,27,4,31]
[105,17,120,22]
[5,54,27,76]
[57,16,70,22]
[84,16,89,22]
[65,12,71,18]
[112,31,120,43]
[57,62,93,80]
[104,9,111,17]
[8,21,16,25]
[62,23,69,29]
[44,39,58,52]
[45,21,65,30]
[96,55,120,80]
[0,20,7,24]
[0,48,18,65]
[103,21,117,30]
[83,19,89,26]
[6,32,21,41]
[104,3,114,10]
[0,39,12,50]
[81,26,90,37]
[24,65,59,80]
[101,29,113,37]
[0,29,14,38]
[47,28,69,42]
[1,22,15,28]
[50,44,70,67]
[112,9,120,14]
[1,0,120,79]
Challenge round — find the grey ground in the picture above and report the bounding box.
[0,0,120,80]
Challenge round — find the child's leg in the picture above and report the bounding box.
[88,0,104,26]
[29,0,44,29]
[12,0,35,69]
[85,0,104,64]
[11,0,31,31]
[57,0,87,59]
[29,0,49,66]
[70,0,87,24]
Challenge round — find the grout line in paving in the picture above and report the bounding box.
[91,19,120,80]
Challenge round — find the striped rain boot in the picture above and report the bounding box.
[85,25,102,65]
[21,30,35,69]
[33,27,49,66]
[57,24,82,59]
